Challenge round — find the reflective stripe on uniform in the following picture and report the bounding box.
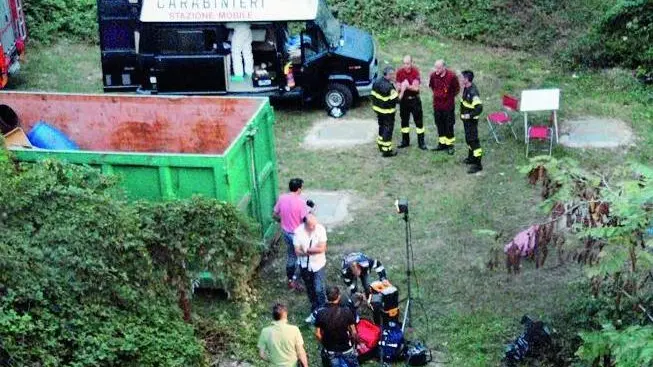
[400,127,410,133]
[373,106,396,114]
[473,148,483,157]
[415,127,425,134]
[371,89,399,102]
[446,137,456,145]
[461,100,475,109]
[378,140,392,146]
[438,137,447,144]
[461,96,483,109]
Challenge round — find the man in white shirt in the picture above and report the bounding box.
[294,214,327,323]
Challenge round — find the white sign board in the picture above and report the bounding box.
[519,89,560,112]
[140,0,319,22]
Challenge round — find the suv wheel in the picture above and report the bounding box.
[324,83,353,118]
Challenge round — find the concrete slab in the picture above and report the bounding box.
[559,116,635,148]
[303,190,353,231]
[303,118,377,150]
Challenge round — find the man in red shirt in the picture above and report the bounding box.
[428,59,460,155]
[395,55,427,150]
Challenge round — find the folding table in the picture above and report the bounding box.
[519,89,560,143]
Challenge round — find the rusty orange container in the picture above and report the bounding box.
[1,91,279,239]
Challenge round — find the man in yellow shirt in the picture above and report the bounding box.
[258,303,309,367]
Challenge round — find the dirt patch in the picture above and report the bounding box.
[559,116,635,148]
[302,118,377,150]
[303,190,364,231]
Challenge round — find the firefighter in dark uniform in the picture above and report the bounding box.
[396,55,427,150]
[340,252,388,297]
[460,70,484,174]
[371,66,401,157]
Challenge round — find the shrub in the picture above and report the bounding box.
[24,0,98,44]
[0,158,206,366]
[561,0,653,77]
[137,197,263,317]
[525,158,653,366]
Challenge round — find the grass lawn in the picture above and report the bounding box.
[7,37,652,366]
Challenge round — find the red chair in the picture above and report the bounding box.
[486,95,519,144]
[526,125,553,157]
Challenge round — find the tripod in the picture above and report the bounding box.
[401,209,415,333]
[378,207,416,367]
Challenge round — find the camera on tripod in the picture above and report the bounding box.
[395,198,408,214]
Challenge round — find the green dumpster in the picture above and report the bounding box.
[1,91,279,240]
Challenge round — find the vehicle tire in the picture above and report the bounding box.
[324,83,353,118]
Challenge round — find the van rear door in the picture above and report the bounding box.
[98,0,140,91]
[153,27,227,93]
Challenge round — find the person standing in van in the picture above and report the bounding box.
[227,22,254,81]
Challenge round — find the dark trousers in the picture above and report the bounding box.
[376,113,395,153]
[321,348,360,367]
[434,108,456,146]
[399,98,424,136]
[463,118,482,163]
[349,273,371,297]
[300,266,327,312]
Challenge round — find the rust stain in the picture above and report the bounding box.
[109,119,172,153]
[191,118,229,154]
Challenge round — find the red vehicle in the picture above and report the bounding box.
[0,0,26,88]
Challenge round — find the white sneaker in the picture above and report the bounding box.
[305,314,315,324]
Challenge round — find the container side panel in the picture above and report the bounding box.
[212,165,229,202]
[252,107,276,236]
[172,167,217,199]
[226,139,254,217]
[111,165,163,200]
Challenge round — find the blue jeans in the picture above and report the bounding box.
[321,349,360,367]
[284,231,298,281]
[300,266,326,312]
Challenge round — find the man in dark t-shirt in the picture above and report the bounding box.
[315,286,359,367]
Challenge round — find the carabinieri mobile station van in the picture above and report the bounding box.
[98,0,379,115]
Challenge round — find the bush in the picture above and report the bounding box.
[560,0,653,77]
[138,198,263,302]
[0,143,267,365]
[0,158,206,366]
[525,158,653,366]
[24,0,98,44]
